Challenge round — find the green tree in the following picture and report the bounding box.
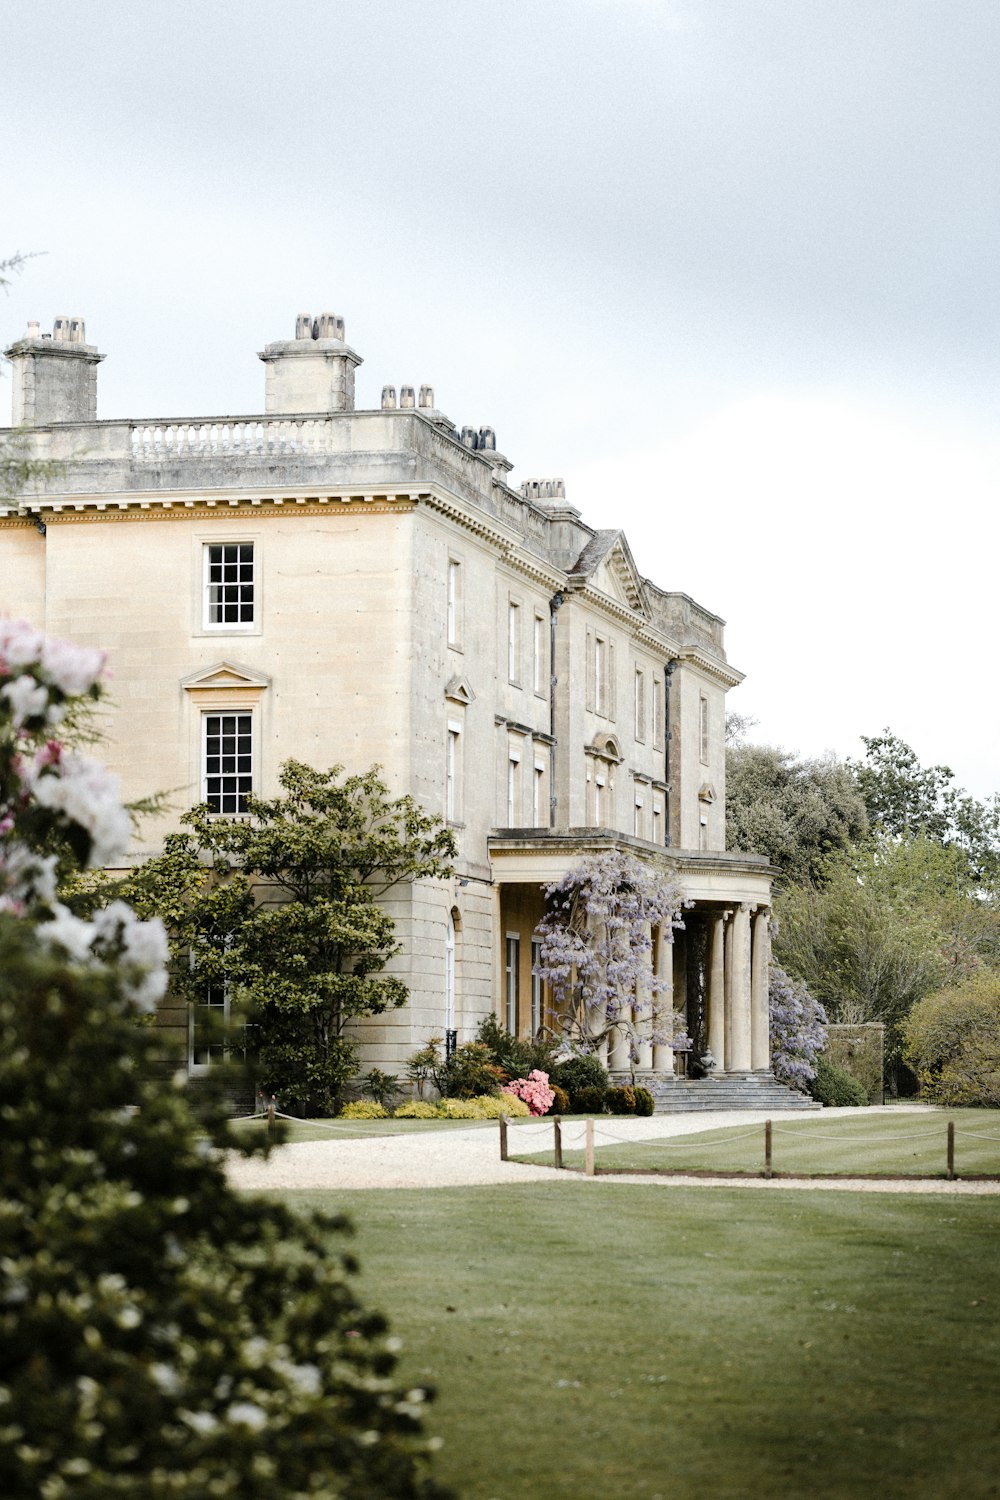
[0,629,453,1499]
[850,730,1000,887]
[903,971,1000,1107]
[126,761,455,1113]
[725,742,868,885]
[775,834,1000,1088]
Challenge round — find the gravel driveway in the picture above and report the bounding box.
[225,1106,1000,1196]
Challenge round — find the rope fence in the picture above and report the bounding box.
[500,1115,1000,1182]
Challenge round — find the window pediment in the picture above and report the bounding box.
[698,782,717,804]
[181,661,271,692]
[585,731,624,764]
[444,674,476,706]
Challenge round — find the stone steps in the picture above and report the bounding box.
[609,1070,820,1114]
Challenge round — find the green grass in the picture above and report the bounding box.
[512,1110,1000,1179]
[272,1184,1000,1500]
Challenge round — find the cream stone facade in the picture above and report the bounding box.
[2,312,778,1095]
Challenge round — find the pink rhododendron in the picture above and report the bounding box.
[502,1069,555,1116]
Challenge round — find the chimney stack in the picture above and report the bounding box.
[258,312,362,414]
[4,317,105,426]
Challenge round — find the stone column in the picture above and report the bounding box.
[751,907,771,1071]
[723,910,734,1071]
[730,904,752,1071]
[634,923,654,1071]
[608,1012,631,1072]
[706,913,727,1071]
[651,927,675,1074]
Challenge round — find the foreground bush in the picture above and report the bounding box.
[809,1055,868,1107]
[551,1053,609,1102]
[572,1085,607,1114]
[395,1101,443,1119]
[502,1070,555,1116]
[0,622,451,1500]
[904,973,1000,1106]
[633,1086,655,1116]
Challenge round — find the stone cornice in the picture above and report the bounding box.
[677,646,744,690]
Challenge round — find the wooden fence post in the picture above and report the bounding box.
[554,1116,563,1170]
[947,1120,955,1180]
[499,1114,509,1162]
[585,1118,595,1177]
[267,1101,276,1144]
[764,1118,772,1179]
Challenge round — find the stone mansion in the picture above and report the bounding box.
[1,311,776,1092]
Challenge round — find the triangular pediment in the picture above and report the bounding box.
[180,660,271,692]
[571,531,648,616]
[444,674,476,706]
[698,782,717,804]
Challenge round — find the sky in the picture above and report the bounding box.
[3,0,998,800]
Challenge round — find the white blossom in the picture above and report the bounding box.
[28,751,132,866]
[1,674,48,726]
[0,619,44,669]
[40,637,106,697]
[226,1402,268,1431]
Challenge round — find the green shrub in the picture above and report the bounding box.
[809,1055,868,1107]
[473,1093,530,1119]
[475,1013,558,1080]
[395,1100,443,1119]
[606,1085,638,1115]
[436,1041,506,1099]
[573,1085,607,1114]
[363,1068,402,1108]
[438,1098,487,1120]
[904,973,1000,1106]
[340,1099,388,1119]
[633,1086,655,1117]
[552,1053,609,1099]
[549,1083,571,1115]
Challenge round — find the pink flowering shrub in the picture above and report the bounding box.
[502,1069,556,1116]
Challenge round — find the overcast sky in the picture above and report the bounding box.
[4,0,998,799]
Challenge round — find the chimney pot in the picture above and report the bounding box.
[461,426,478,449]
[418,384,434,409]
[478,427,496,451]
[381,385,397,409]
[399,385,415,409]
[295,313,313,340]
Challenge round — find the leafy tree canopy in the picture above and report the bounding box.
[123,761,455,1113]
[726,742,868,885]
[849,730,1000,887]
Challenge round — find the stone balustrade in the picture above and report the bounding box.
[130,416,337,461]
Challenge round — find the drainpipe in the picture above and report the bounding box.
[548,592,564,827]
[663,659,676,846]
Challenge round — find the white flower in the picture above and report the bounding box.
[182,1410,220,1436]
[0,619,44,669]
[28,751,132,866]
[0,848,58,909]
[38,905,97,962]
[226,1402,268,1431]
[40,638,106,697]
[1,674,48,726]
[149,1364,181,1396]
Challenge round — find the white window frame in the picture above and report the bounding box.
[507,747,521,826]
[188,979,229,1073]
[446,718,463,822]
[652,675,663,751]
[533,612,546,697]
[635,667,646,743]
[533,758,546,827]
[530,937,543,1036]
[203,540,256,632]
[508,599,521,685]
[505,933,520,1035]
[203,709,254,815]
[634,792,645,839]
[447,557,462,649]
[594,636,606,716]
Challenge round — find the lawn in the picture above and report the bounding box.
[513,1109,1000,1179]
[275,1183,1000,1500]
